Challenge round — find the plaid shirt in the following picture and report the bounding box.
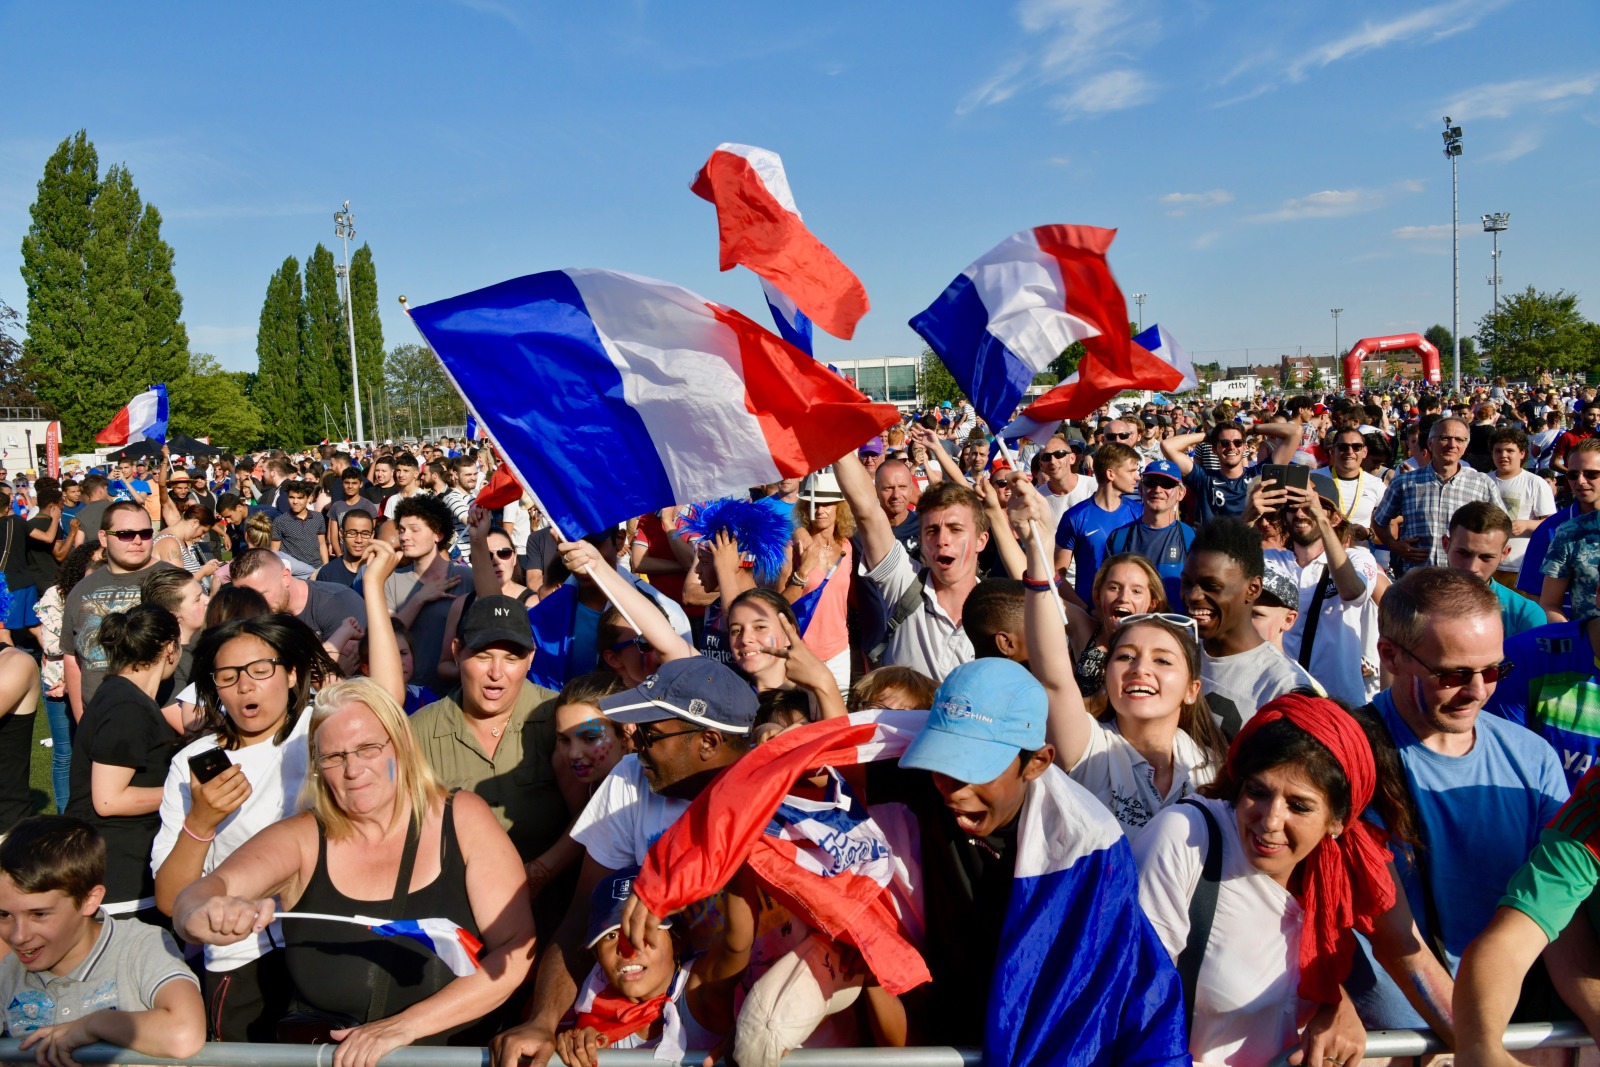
[1374,463,1506,569]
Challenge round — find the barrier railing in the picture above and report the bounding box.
[0,1025,1587,1067]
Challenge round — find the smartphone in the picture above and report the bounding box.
[1282,464,1310,491]
[1260,464,1290,492]
[188,748,232,784]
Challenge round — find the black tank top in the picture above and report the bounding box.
[284,794,487,1043]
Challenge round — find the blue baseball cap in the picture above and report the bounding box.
[899,660,1046,784]
[600,656,757,734]
[584,867,671,948]
[1142,459,1184,484]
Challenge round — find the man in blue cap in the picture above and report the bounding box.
[892,658,1188,1065]
[1103,458,1195,607]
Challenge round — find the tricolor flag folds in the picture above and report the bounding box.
[692,144,869,341]
[1133,323,1198,393]
[369,918,484,978]
[95,385,168,446]
[408,269,899,538]
[761,279,814,356]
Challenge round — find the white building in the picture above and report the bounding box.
[830,356,919,410]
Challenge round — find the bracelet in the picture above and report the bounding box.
[1021,576,1053,592]
[181,821,216,843]
[787,572,809,588]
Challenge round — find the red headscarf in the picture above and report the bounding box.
[1228,693,1396,1005]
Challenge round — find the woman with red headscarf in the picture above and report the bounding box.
[1133,694,1455,1067]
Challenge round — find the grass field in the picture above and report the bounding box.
[28,697,59,815]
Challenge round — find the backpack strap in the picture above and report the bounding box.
[1296,565,1336,670]
[1176,798,1224,1036]
[868,576,928,666]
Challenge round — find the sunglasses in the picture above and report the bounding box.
[1335,443,1367,452]
[492,547,517,560]
[1396,644,1512,688]
[1141,476,1179,490]
[634,721,708,750]
[1040,449,1072,461]
[1105,432,1133,441]
[108,528,154,542]
[1567,469,1600,482]
[608,635,652,654]
[1116,612,1201,642]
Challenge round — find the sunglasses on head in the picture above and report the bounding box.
[108,528,154,542]
[1116,612,1201,642]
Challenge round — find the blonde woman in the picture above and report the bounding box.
[778,474,855,693]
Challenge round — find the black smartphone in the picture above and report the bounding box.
[189,748,232,784]
[1282,464,1311,491]
[1260,464,1290,492]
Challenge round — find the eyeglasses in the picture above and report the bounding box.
[1395,644,1512,688]
[343,528,373,539]
[634,721,708,750]
[314,738,392,771]
[608,635,652,654]
[108,528,155,542]
[1335,443,1367,452]
[1567,469,1600,482]
[211,657,284,688]
[1116,612,1201,642]
[492,547,517,560]
[1039,449,1071,461]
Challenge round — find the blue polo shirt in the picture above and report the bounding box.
[1056,495,1143,605]
[1105,518,1195,609]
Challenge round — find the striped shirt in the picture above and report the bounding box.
[1373,463,1505,569]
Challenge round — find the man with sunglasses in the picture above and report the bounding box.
[1035,432,1097,538]
[1346,566,1567,1030]
[1162,420,1300,524]
[1103,459,1193,608]
[62,502,178,717]
[1315,428,1388,564]
[1520,438,1600,605]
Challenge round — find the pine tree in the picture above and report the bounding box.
[255,257,305,446]
[350,243,384,438]
[19,132,98,443]
[80,165,145,434]
[130,200,189,390]
[302,244,349,441]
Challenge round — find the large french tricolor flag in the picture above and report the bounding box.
[1133,323,1199,393]
[692,144,869,341]
[991,767,1189,1067]
[94,385,168,446]
[910,226,1128,432]
[408,269,898,538]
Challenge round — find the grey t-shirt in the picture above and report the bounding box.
[64,563,179,707]
[72,500,111,544]
[0,910,197,1036]
[298,580,366,643]
[1200,639,1320,739]
[382,560,474,691]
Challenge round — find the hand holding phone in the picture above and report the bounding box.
[188,748,232,784]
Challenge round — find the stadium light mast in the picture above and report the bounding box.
[1482,212,1508,313]
[1331,308,1343,359]
[334,201,364,446]
[1443,118,1463,392]
[1132,292,1147,332]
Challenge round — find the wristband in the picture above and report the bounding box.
[1021,576,1053,592]
[181,821,216,843]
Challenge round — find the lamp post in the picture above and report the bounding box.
[1482,212,1508,313]
[1443,118,1463,393]
[334,201,364,446]
[1132,292,1147,332]
[1331,308,1343,359]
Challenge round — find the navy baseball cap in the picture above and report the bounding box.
[1143,459,1184,484]
[584,867,671,948]
[899,660,1046,784]
[600,657,758,734]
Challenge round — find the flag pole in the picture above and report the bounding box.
[398,295,647,638]
[994,434,1069,627]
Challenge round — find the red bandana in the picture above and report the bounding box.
[572,987,671,1046]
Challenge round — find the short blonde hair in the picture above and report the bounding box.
[301,678,445,839]
[799,497,856,540]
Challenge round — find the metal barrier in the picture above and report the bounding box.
[0,1027,1587,1067]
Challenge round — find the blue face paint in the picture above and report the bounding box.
[387,758,396,782]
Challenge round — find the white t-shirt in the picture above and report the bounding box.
[1313,468,1385,530]
[1134,796,1308,1067]
[1530,428,1561,470]
[1200,640,1320,739]
[1067,721,1217,840]
[1495,468,1557,573]
[1265,547,1381,708]
[150,710,312,971]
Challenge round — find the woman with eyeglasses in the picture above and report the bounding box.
[151,541,403,1041]
[1133,694,1452,1067]
[66,603,183,919]
[437,525,538,686]
[174,676,536,1064]
[1011,481,1227,839]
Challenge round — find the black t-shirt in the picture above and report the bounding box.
[73,500,111,544]
[66,676,180,905]
[298,580,366,642]
[0,516,33,595]
[24,516,59,592]
[315,559,362,590]
[891,512,921,563]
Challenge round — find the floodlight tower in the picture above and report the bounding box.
[334,201,364,446]
[1442,118,1463,392]
[1133,292,1147,332]
[1482,212,1509,313]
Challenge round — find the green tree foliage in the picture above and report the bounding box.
[169,353,264,451]
[0,297,45,409]
[1423,323,1477,366]
[1048,341,1085,381]
[349,243,384,435]
[916,348,965,408]
[301,244,350,439]
[1477,288,1594,379]
[255,257,304,446]
[385,343,463,438]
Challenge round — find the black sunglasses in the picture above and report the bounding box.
[492,547,517,560]
[1039,449,1072,461]
[1106,432,1133,441]
[108,528,154,542]
[1396,644,1512,688]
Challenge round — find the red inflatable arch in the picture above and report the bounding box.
[1343,333,1441,395]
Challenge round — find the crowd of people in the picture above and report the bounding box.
[0,372,1597,1067]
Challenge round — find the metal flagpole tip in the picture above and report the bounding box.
[398,295,410,312]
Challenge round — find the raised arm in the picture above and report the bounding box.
[1253,420,1302,465]
[910,425,970,488]
[1162,431,1204,476]
[976,473,1024,579]
[357,540,406,703]
[558,538,695,661]
[836,450,895,570]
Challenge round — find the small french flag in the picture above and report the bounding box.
[369,918,484,978]
[95,385,168,447]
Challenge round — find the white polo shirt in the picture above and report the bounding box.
[864,540,974,683]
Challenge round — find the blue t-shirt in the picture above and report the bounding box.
[1518,502,1577,598]
[1182,463,1260,524]
[1104,519,1195,609]
[1486,619,1600,789]
[1347,688,1569,1027]
[1494,580,1547,639]
[1056,495,1143,605]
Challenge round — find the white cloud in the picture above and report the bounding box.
[1286,0,1505,82]
[1392,224,1453,239]
[1159,189,1234,216]
[957,0,1159,116]
[1484,129,1543,162]
[1050,70,1156,119]
[1440,73,1600,121]
[1192,231,1222,251]
[1250,188,1385,223]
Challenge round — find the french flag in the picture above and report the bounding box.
[692,144,869,341]
[368,918,483,978]
[990,766,1189,1067]
[1133,323,1199,393]
[408,269,898,538]
[762,279,814,356]
[94,385,168,446]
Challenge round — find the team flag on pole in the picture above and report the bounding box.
[1132,323,1198,393]
[692,144,869,341]
[408,269,899,538]
[94,385,168,446]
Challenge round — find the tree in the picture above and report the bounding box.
[916,348,965,408]
[169,353,264,450]
[0,297,45,410]
[349,243,384,437]
[385,343,462,438]
[255,257,304,446]
[1477,288,1592,379]
[302,244,350,440]
[1424,323,1477,369]
[1047,341,1085,381]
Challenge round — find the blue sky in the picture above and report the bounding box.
[2,0,1597,377]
